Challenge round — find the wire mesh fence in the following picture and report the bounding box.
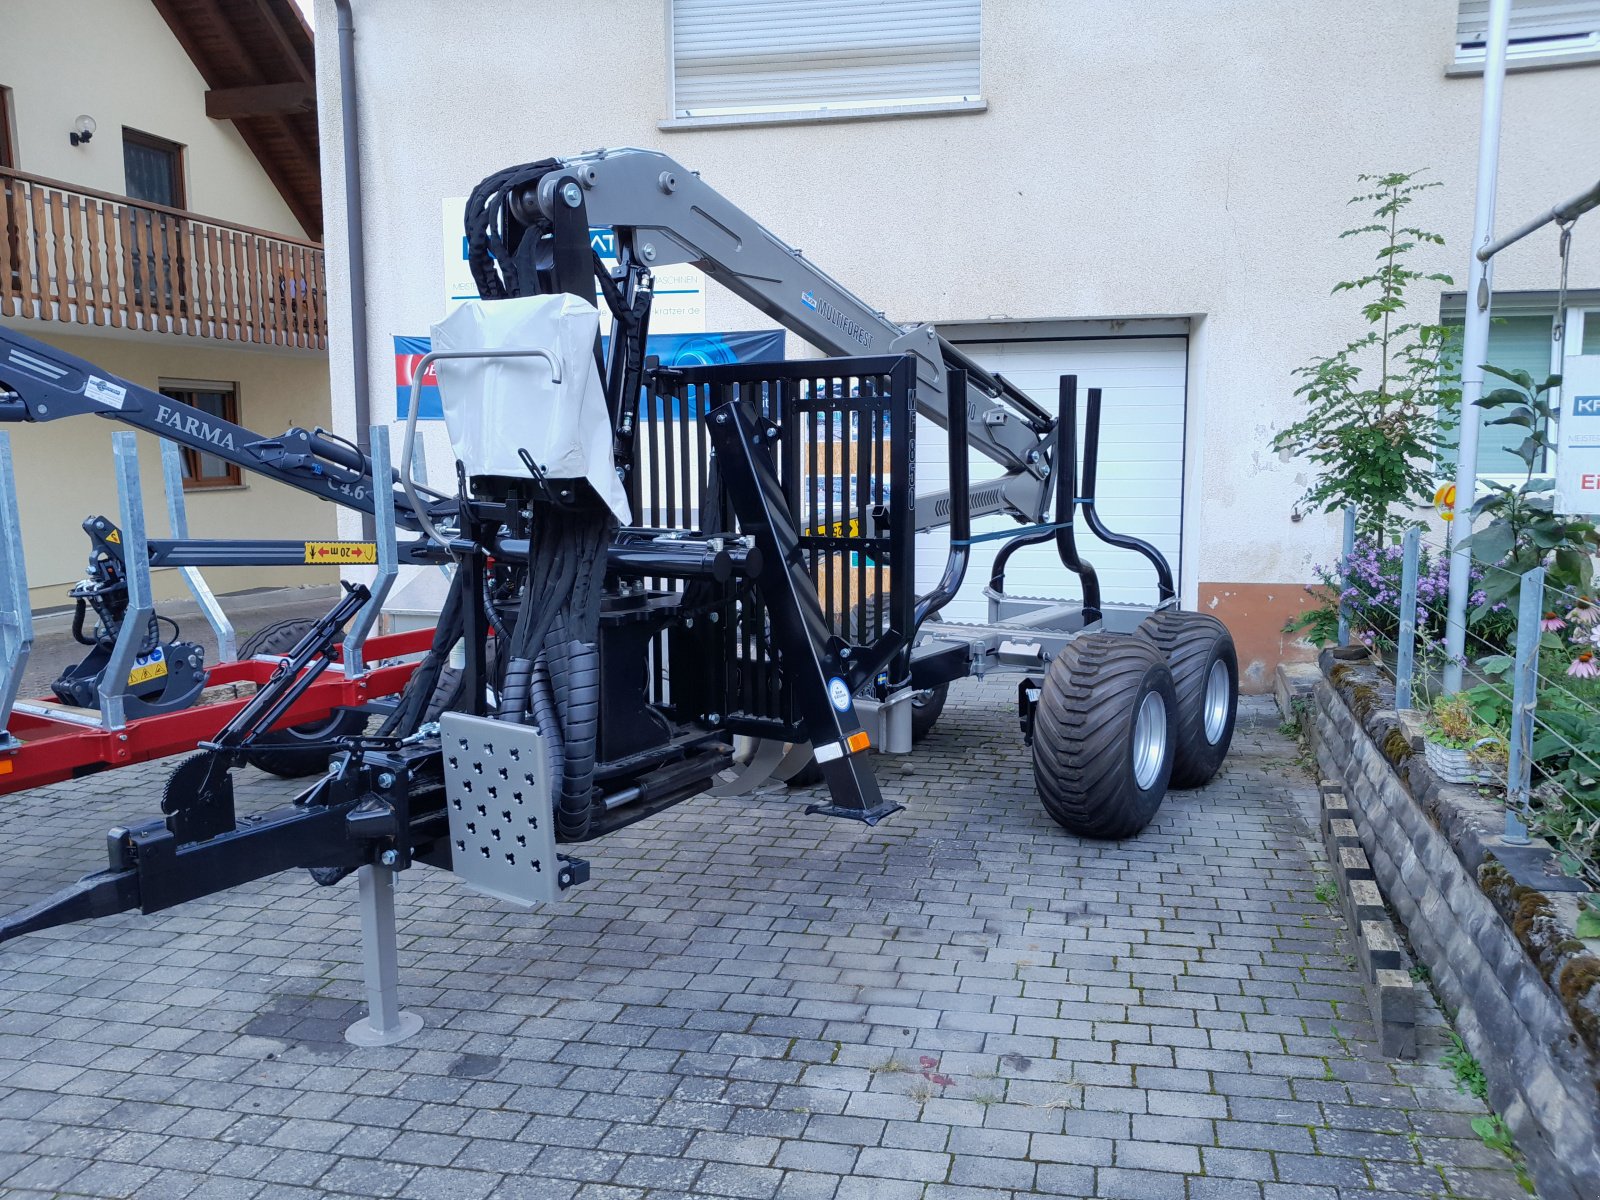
[1321,517,1600,890]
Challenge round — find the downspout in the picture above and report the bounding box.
[334,0,374,538]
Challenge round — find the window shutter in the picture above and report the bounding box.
[1457,0,1600,46]
[671,0,982,118]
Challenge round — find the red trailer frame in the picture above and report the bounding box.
[0,626,436,794]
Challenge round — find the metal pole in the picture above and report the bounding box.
[1337,508,1356,646]
[344,425,397,678]
[0,432,33,751]
[1504,565,1542,846]
[160,439,237,664]
[1444,0,1511,694]
[1479,178,1600,261]
[333,0,374,543]
[344,863,424,1046]
[99,433,156,731]
[1396,527,1421,710]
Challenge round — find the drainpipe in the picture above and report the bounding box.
[334,0,374,538]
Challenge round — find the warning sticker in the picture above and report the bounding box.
[128,648,168,687]
[105,530,121,544]
[84,375,127,409]
[805,518,861,539]
[304,542,378,564]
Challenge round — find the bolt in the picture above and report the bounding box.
[658,171,677,193]
[708,712,722,724]
[376,771,396,789]
[560,181,583,208]
[714,412,727,424]
[766,427,778,439]
[380,849,399,867]
[641,243,657,262]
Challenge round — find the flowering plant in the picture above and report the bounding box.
[1286,531,1511,653]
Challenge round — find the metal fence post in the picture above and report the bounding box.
[99,433,156,731]
[160,439,237,664]
[1504,565,1543,846]
[1337,509,1357,646]
[343,425,398,678]
[0,433,34,752]
[1395,527,1421,710]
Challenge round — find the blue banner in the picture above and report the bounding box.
[394,330,786,420]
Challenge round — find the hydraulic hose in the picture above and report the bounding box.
[528,653,565,799]
[547,632,600,841]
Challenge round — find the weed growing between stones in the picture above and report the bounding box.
[1442,1032,1536,1193]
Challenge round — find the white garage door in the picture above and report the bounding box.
[914,336,1187,623]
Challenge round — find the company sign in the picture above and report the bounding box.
[1554,353,1600,515]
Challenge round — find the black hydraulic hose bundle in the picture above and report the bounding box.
[460,160,627,843]
[497,501,614,841]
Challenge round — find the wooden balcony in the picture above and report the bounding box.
[0,167,326,350]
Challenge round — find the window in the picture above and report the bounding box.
[122,129,185,208]
[160,382,242,489]
[1454,1,1600,71]
[667,0,983,125]
[1441,300,1598,476]
[0,86,14,169]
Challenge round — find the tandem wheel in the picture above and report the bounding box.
[1136,610,1238,789]
[1031,631,1177,839]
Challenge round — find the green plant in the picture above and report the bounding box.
[1442,1031,1488,1100]
[1471,1114,1537,1194]
[1314,881,1338,905]
[1423,693,1507,763]
[1466,367,1600,614]
[1273,171,1459,541]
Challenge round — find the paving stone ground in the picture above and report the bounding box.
[0,680,1525,1199]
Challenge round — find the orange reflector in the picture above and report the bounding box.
[846,731,871,753]
[0,760,12,776]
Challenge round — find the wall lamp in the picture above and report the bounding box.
[69,115,96,146]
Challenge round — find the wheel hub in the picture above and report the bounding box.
[1203,659,1230,744]
[1132,691,1168,791]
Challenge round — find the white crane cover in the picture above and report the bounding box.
[431,294,631,524]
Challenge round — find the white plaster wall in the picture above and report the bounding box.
[0,0,308,237]
[313,0,1600,585]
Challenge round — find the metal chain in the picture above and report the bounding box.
[1553,219,1574,353]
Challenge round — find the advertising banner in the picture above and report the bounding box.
[395,330,786,420]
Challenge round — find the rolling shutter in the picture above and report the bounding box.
[1457,1,1600,46]
[671,0,982,118]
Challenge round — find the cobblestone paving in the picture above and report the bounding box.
[0,681,1524,1199]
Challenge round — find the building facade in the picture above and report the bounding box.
[315,0,1600,689]
[1,0,337,609]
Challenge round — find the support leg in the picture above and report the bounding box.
[0,432,33,752]
[344,864,424,1046]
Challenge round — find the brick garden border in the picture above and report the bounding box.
[1305,652,1600,1200]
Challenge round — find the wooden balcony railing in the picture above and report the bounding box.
[0,167,326,350]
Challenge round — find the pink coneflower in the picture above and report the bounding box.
[1569,651,1600,679]
[1569,597,1600,626]
[1542,611,1567,632]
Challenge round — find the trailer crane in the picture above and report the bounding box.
[0,148,1236,946]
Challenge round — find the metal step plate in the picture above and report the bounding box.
[440,712,560,906]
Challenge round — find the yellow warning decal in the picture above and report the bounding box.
[128,658,168,686]
[105,530,121,544]
[303,542,378,564]
[804,518,861,539]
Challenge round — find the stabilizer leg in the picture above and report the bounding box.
[705,398,901,824]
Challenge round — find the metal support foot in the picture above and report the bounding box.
[344,864,423,1046]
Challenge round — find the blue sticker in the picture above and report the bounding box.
[827,677,852,713]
